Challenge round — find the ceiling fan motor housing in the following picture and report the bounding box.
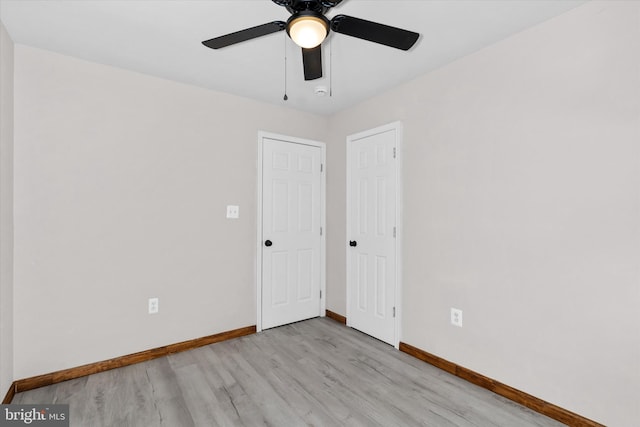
[278,0,330,15]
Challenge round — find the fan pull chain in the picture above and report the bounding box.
[283,33,288,101]
[329,38,333,97]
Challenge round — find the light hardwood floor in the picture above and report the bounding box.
[13,318,565,426]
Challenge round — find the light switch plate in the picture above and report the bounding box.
[226,205,239,219]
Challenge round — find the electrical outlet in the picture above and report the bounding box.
[148,297,159,314]
[451,308,463,327]
[226,205,239,219]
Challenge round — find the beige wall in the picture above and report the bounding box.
[12,45,328,379]
[0,19,15,397]
[327,2,639,426]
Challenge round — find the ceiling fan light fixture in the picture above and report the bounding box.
[287,12,329,49]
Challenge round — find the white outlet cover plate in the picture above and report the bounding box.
[148,298,159,314]
[451,308,463,327]
[226,205,239,219]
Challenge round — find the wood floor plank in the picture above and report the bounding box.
[13,318,566,427]
[248,335,374,426]
[187,347,248,426]
[172,363,226,427]
[144,357,196,427]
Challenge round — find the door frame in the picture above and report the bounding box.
[346,121,403,348]
[256,131,326,332]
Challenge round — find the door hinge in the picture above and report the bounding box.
[320,290,322,299]
[320,227,323,236]
[393,307,396,317]
[393,226,396,238]
[393,147,396,159]
[320,163,324,172]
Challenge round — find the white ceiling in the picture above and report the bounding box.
[0,0,586,116]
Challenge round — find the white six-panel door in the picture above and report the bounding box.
[347,123,401,347]
[260,135,324,330]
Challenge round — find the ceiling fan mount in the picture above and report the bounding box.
[276,0,330,14]
[202,0,419,81]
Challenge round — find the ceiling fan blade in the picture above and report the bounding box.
[302,45,323,81]
[202,21,286,49]
[330,15,419,51]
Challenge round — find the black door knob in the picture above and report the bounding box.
[349,240,357,247]
[265,240,273,247]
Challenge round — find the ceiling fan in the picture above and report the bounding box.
[202,0,420,81]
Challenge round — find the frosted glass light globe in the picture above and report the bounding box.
[289,16,328,49]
